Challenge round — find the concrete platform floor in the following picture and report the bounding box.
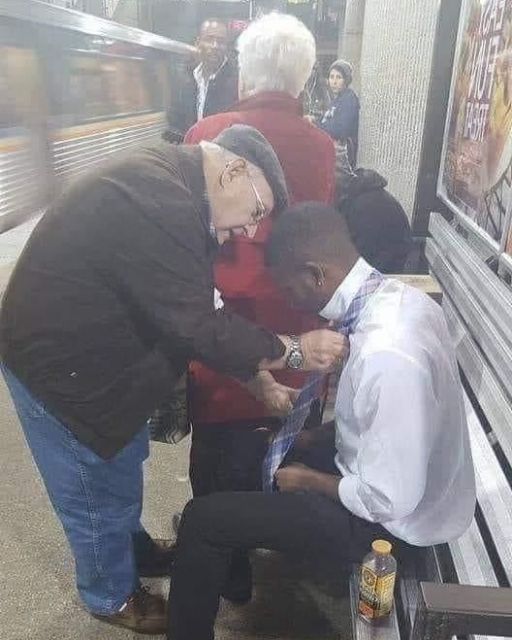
[0,224,351,640]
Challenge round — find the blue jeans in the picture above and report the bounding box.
[2,366,150,614]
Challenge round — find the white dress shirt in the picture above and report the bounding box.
[320,258,476,546]
[193,58,227,120]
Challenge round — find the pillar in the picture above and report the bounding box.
[340,0,365,91]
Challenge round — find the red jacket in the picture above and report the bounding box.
[185,91,335,423]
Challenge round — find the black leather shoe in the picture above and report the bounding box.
[137,538,176,578]
[221,553,253,605]
[172,512,181,535]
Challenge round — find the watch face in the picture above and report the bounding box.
[288,350,303,369]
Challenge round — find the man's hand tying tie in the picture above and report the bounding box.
[245,371,300,416]
[300,330,349,371]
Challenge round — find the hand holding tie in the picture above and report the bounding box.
[300,330,349,371]
[245,372,300,416]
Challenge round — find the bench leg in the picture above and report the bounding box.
[410,582,512,639]
[410,605,451,640]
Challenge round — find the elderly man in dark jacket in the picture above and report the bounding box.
[0,125,345,635]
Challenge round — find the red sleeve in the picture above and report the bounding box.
[323,138,336,204]
[184,123,201,144]
[184,114,236,144]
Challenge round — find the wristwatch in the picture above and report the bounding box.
[286,335,304,369]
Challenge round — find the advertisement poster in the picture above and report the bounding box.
[439,0,512,246]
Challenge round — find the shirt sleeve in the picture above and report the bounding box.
[166,71,195,138]
[322,138,336,203]
[184,123,200,144]
[338,350,439,523]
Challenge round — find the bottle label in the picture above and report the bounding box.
[358,566,396,619]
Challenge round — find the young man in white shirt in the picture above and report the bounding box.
[166,203,476,640]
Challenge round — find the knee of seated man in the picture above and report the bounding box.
[179,494,230,541]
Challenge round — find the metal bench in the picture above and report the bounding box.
[350,211,512,640]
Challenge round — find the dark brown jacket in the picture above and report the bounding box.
[0,144,284,458]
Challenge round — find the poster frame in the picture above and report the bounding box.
[503,197,512,255]
[436,0,512,254]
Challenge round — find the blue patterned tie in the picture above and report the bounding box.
[261,270,383,492]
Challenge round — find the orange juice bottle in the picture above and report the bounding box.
[358,540,397,622]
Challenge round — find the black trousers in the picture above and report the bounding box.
[167,489,401,640]
[189,401,325,497]
[189,419,281,598]
[189,419,280,496]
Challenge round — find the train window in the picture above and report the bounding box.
[68,55,113,120]
[0,52,18,129]
[50,49,172,126]
[145,55,170,112]
[55,52,153,124]
[110,56,152,114]
[0,46,43,132]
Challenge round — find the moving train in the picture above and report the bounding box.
[0,0,195,233]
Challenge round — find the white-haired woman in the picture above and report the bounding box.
[182,11,335,605]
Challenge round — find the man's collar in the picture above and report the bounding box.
[319,257,373,321]
[234,91,302,115]
[194,57,228,83]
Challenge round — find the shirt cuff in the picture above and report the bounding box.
[213,288,224,310]
[338,475,376,522]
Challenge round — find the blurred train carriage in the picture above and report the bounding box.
[0,0,195,232]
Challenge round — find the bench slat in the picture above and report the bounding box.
[441,295,512,466]
[464,395,512,585]
[427,240,512,460]
[424,212,511,640]
[449,519,499,588]
[428,214,512,396]
[427,238,512,404]
[451,210,500,262]
[499,252,512,283]
[429,213,512,345]
[439,293,512,584]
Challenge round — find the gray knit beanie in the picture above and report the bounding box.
[329,59,353,86]
[213,125,289,214]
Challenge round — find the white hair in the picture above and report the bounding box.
[237,13,316,99]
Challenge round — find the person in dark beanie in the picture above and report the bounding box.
[319,59,360,166]
[339,173,413,274]
[0,125,345,635]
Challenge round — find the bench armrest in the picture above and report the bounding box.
[411,581,512,639]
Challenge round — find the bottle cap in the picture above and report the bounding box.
[372,540,392,555]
